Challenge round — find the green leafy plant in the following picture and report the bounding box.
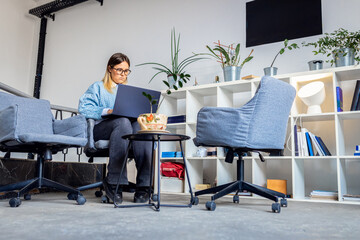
[137,28,205,95]
[270,39,299,67]
[142,92,158,114]
[202,42,254,68]
[302,28,360,65]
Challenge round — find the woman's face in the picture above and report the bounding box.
[108,61,130,85]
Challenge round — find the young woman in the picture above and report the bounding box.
[78,53,152,203]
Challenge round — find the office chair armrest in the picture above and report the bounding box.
[84,118,96,152]
[0,105,18,142]
[53,115,87,138]
[194,107,249,148]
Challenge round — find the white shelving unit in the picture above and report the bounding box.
[158,65,360,204]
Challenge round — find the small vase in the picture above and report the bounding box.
[223,66,241,82]
[333,48,355,67]
[167,75,179,88]
[263,67,278,76]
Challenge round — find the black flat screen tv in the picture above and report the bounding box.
[246,0,322,47]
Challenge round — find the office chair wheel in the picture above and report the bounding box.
[205,201,216,211]
[67,192,78,200]
[233,195,239,203]
[192,197,199,205]
[272,202,281,213]
[95,190,103,198]
[152,194,158,202]
[9,198,21,208]
[76,195,86,205]
[101,195,109,203]
[280,198,287,207]
[24,194,31,201]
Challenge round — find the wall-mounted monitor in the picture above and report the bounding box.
[246,0,322,47]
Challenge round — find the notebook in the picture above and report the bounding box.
[108,84,161,119]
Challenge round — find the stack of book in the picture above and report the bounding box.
[342,194,360,202]
[161,151,183,158]
[310,190,338,200]
[294,126,331,156]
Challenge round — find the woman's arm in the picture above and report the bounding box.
[78,83,107,120]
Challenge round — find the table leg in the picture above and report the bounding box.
[179,140,195,205]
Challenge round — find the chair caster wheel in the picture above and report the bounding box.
[280,198,287,207]
[67,192,78,200]
[152,194,158,202]
[101,195,109,203]
[95,190,103,198]
[205,201,216,211]
[24,194,31,201]
[76,195,86,205]
[9,198,21,208]
[233,195,239,203]
[192,197,199,205]
[272,202,281,213]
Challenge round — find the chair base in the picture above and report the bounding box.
[0,176,86,207]
[195,180,287,212]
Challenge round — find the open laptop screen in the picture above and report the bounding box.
[110,84,161,119]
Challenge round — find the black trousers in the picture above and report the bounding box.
[94,118,152,187]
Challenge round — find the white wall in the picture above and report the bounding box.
[0,0,38,95]
[29,0,360,110]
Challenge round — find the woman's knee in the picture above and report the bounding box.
[111,117,132,130]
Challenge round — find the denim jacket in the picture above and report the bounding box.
[78,81,117,120]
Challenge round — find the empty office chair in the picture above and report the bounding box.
[193,76,296,212]
[77,118,136,202]
[0,92,88,207]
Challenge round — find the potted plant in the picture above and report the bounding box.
[302,28,360,67]
[137,92,168,132]
[136,28,204,131]
[202,42,254,81]
[264,39,299,76]
[137,28,205,92]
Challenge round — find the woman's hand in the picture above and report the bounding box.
[107,109,113,114]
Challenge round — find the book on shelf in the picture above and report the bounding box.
[167,115,186,124]
[342,194,360,201]
[336,86,343,112]
[310,190,338,200]
[350,80,360,111]
[294,127,331,156]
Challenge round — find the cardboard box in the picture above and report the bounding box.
[267,179,287,195]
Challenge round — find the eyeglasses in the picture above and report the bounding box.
[112,67,131,75]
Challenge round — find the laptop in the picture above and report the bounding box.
[108,84,161,120]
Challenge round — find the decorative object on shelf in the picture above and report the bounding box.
[336,86,343,112]
[297,81,325,114]
[207,147,217,157]
[308,60,323,70]
[302,28,360,67]
[350,80,360,111]
[267,179,287,195]
[214,75,220,83]
[196,147,207,157]
[193,78,199,86]
[200,41,254,82]
[264,39,299,76]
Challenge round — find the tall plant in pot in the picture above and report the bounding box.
[137,28,205,93]
[264,39,299,76]
[302,28,360,67]
[201,42,254,81]
[136,28,204,132]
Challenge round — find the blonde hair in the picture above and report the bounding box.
[101,53,130,93]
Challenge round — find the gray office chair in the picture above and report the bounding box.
[193,76,296,212]
[0,92,88,207]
